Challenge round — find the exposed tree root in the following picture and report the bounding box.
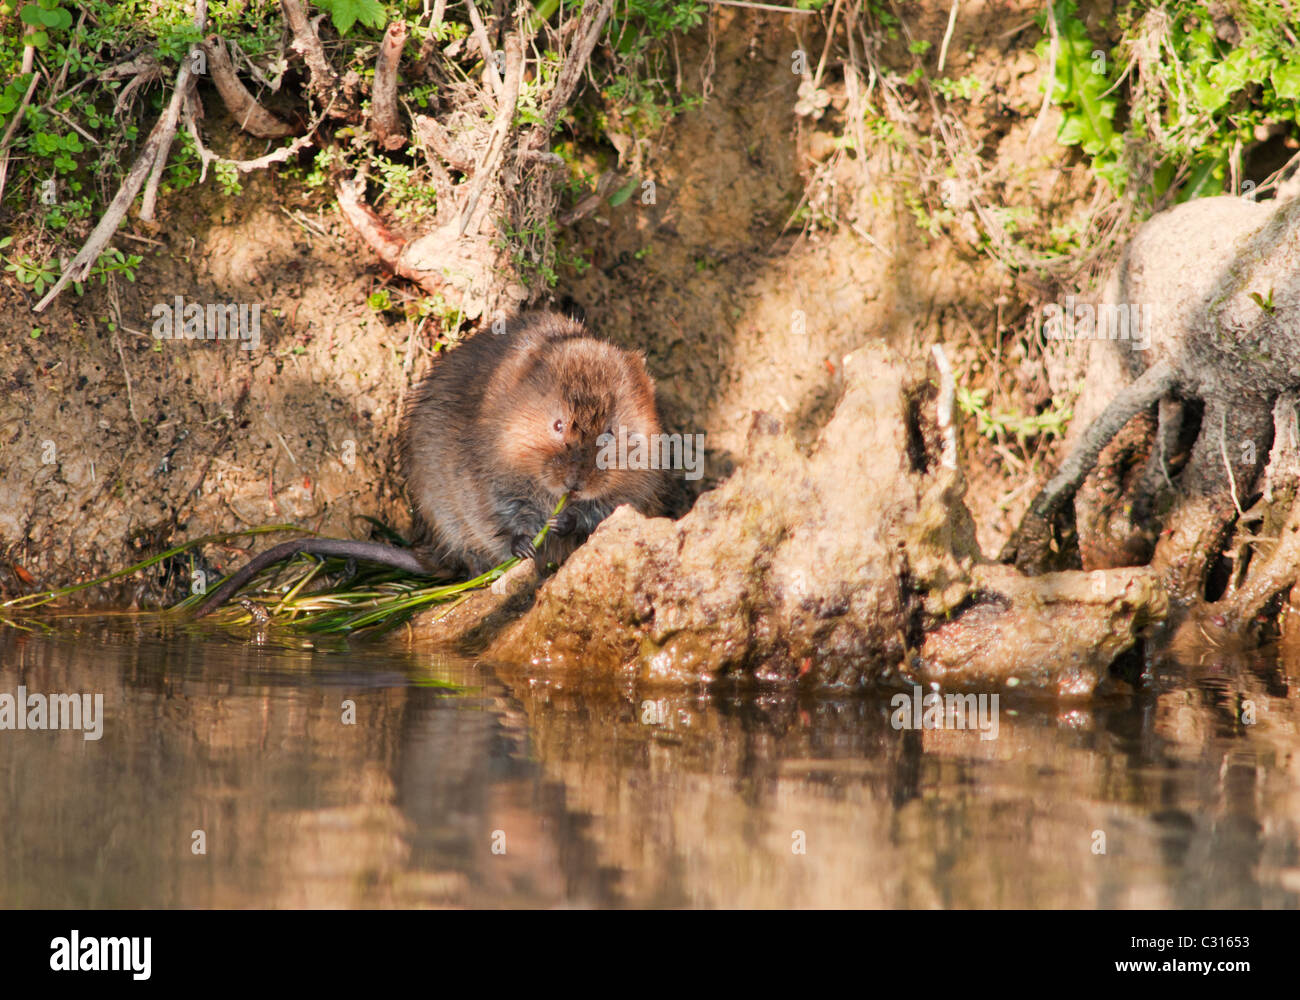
[370,20,408,150]
[1004,191,1300,635]
[201,34,294,139]
[999,358,1175,573]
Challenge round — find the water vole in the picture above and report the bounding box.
[191,310,668,616]
[402,309,669,575]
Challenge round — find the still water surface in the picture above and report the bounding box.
[2,615,1298,908]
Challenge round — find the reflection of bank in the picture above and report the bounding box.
[494,653,1299,909]
[390,669,620,908]
[3,621,1297,909]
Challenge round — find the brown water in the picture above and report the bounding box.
[1,615,1298,908]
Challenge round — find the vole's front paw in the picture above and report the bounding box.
[549,508,579,536]
[509,534,537,561]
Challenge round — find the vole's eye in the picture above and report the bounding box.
[552,419,565,435]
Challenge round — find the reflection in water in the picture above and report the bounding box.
[0,617,1297,908]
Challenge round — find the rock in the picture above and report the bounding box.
[920,564,1166,697]
[460,344,1166,692]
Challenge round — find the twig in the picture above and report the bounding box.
[528,0,614,150]
[996,18,1036,39]
[281,0,346,114]
[811,0,844,92]
[703,0,817,11]
[112,330,140,427]
[105,280,142,427]
[1221,407,1245,517]
[463,0,504,102]
[0,70,41,205]
[46,9,86,99]
[1028,0,1059,142]
[937,0,959,73]
[117,230,165,246]
[44,105,100,145]
[33,44,209,311]
[931,344,958,471]
[20,24,35,75]
[849,220,894,257]
[140,0,209,222]
[226,38,280,92]
[459,27,526,235]
[183,99,319,180]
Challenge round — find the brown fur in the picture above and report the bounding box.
[400,310,669,576]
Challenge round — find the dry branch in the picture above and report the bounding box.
[140,0,211,222]
[459,29,526,235]
[527,0,614,151]
[34,3,210,309]
[0,70,41,206]
[34,102,180,309]
[371,20,408,149]
[463,0,504,102]
[334,172,410,269]
[281,0,349,116]
[182,98,317,179]
[413,114,476,171]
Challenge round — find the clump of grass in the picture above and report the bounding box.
[171,494,571,636]
[2,497,569,638]
[1,524,305,611]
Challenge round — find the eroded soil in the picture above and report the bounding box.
[1,4,1092,611]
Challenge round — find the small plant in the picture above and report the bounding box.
[0,244,58,295]
[1040,0,1300,202]
[957,385,1073,444]
[1250,289,1276,315]
[934,75,984,101]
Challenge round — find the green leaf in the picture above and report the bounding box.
[607,177,638,206]
[19,3,43,25]
[321,0,387,35]
[1272,61,1300,102]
